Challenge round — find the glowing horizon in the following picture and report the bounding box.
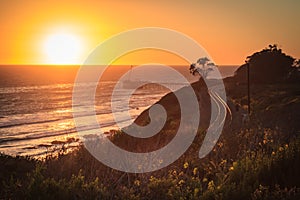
[0,1,299,65]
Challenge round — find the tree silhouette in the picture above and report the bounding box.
[189,57,215,79]
[234,44,298,84]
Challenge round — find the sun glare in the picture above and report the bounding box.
[44,33,82,64]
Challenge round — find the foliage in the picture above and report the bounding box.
[1,132,299,199]
[234,44,299,83]
[189,57,215,79]
[1,165,109,199]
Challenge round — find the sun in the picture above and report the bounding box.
[44,33,82,64]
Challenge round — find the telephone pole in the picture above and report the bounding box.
[247,62,251,114]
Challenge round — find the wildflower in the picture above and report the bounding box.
[285,144,289,149]
[134,179,140,186]
[263,139,267,144]
[272,151,276,156]
[208,180,215,191]
[193,167,198,176]
[220,159,227,165]
[178,179,185,185]
[172,170,177,176]
[229,166,234,171]
[279,147,284,152]
[218,142,224,147]
[202,177,208,182]
[183,162,189,169]
[149,176,155,182]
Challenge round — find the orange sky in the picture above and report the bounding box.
[0,0,299,65]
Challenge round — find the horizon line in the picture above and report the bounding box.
[0,64,241,67]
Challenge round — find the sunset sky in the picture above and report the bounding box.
[0,0,299,65]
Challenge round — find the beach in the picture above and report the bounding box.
[0,65,238,157]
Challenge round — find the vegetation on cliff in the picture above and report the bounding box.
[1,45,299,199]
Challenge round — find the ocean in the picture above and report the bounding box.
[0,65,238,157]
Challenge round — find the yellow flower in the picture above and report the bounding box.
[208,180,215,191]
[263,139,267,144]
[220,159,227,165]
[178,179,185,185]
[279,147,284,152]
[285,144,289,149]
[193,167,198,176]
[229,166,234,171]
[149,176,155,182]
[134,179,140,186]
[202,178,208,182]
[272,151,276,156]
[183,162,189,169]
[172,170,177,176]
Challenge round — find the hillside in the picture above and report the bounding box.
[1,46,300,199]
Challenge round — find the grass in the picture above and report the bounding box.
[1,127,299,199]
[1,83,299,199]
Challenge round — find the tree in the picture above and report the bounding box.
[189,57,215,79]
[234,44,298,84]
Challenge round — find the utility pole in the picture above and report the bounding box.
[247,62,251,114]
